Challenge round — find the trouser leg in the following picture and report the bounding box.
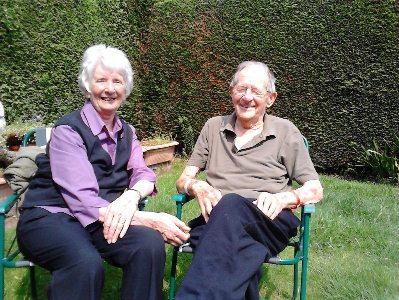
[17,208,104,300]
[92,225,166,300]
[245,269,262,300]
[176,193,299,300]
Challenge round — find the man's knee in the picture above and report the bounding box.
[208,194,258,228]
[213,193,251,215]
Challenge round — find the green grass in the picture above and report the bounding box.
[3,159,399,299]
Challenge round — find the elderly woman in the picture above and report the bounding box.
[175,61,323,299]
[17,44,189,300]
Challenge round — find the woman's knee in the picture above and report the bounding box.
[136,227,165,256]
[75,248,103,268]
[121,227,166,268]
[53,246,104,276]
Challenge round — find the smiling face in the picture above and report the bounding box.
[88,63,127,119]
[230,65,277,126]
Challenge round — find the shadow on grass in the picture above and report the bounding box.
[11,245,188,300]
[14,263,124,299]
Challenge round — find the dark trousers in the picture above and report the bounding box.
[17,208,166,300]
[176,193,300,300]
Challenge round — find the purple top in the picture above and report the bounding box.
[39,101,156,227]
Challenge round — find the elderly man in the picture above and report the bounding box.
[175,61,323,299]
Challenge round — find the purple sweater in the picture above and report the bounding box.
[40,101,156,227]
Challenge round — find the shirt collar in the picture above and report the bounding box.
[81,101,123,136]
[220,112,277,139]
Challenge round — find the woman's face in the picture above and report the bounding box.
[88,64,126,118]
[230,66,276,125]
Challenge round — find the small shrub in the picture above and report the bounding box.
[141,132,175,147]
[360,136,399,184]
[178,116,195,157]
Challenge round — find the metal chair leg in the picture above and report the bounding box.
[169,247,179,300]
[299,209,312,300]
[29,266,37,300]
[0,213,5,300]
[292,261,299,299]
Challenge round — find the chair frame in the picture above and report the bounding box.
[0,129,39,300]
[168,193,315,300]
[0,128,147,299]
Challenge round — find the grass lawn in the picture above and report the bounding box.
[3,158,399,299]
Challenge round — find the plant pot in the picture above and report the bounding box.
[6,134,23,151]
[142,141,179,167]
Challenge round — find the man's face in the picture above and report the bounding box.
[230,66,277,124]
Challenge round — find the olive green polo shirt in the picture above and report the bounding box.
[188,113,319,199]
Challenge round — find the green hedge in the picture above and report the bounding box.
[136,0,399,173]
[0,0,153,123]
[1,0,398,175]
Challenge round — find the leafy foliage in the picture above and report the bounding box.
[177,116,195,157]
[360,136,399,184]
[0,0,154,124]
[136,0,399,176]
[1,0,399,178]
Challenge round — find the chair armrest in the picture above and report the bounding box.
[138,197,148,211]
[22,129,37,146]
[302,204,315,214]
[0,194,18,214]
[172,193,193,205]
[172,193,194,220]
[171,195,316,213]
[23,127,52,147]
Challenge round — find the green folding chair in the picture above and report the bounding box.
[0,128,47,300]
[0,128,147,299]
[168,137,315,300]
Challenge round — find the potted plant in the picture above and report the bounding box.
[0,121,47,170]
[0,121,48,205]
[0,122,46,151]
[141,134,179,167]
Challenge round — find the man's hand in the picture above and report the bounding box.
[176,166,222,222]
[154,213,191,246]
[254,192,287,220]
[191,180,222,222]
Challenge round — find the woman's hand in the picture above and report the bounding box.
[132,212,190,247]
[99,190,140,244]
[191,180,222,222]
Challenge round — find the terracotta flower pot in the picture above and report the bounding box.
[6,134,23,151]
[142,141,179,167]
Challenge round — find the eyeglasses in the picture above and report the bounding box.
[233,85,271,98]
